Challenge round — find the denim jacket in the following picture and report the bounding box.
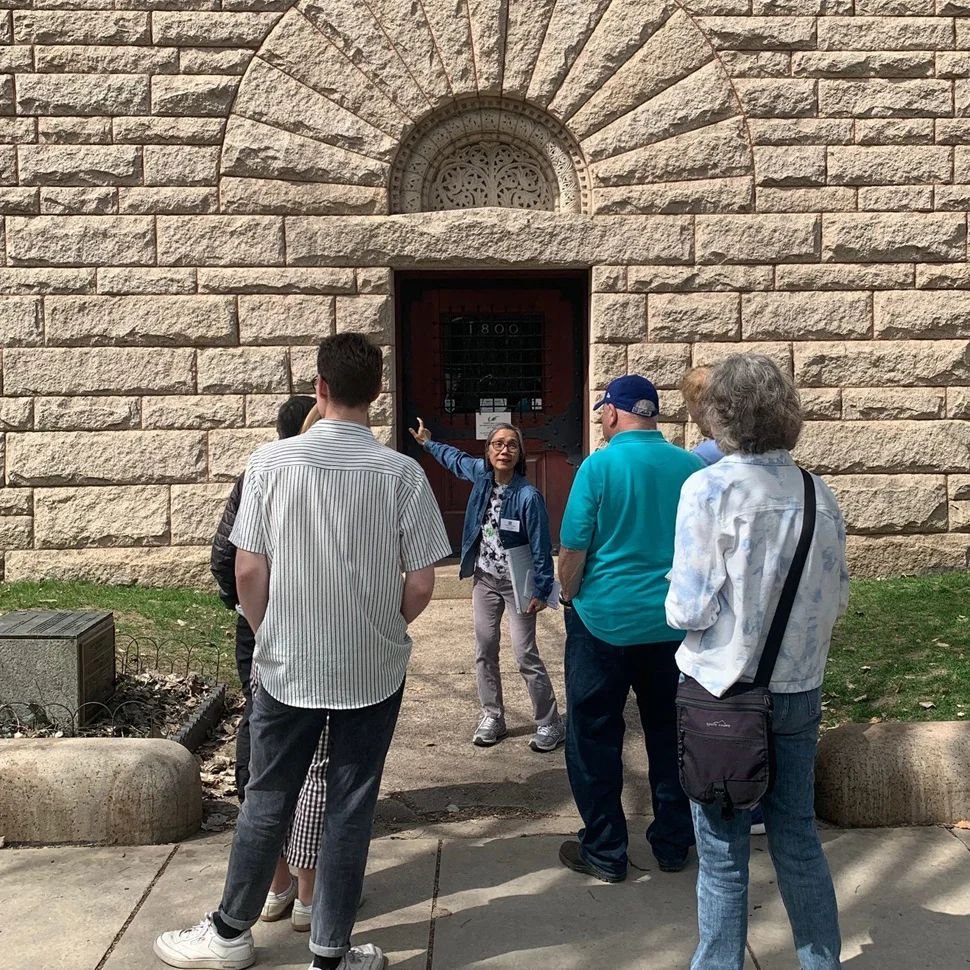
[423,441,554,601]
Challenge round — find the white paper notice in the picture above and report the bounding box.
[475,411,512,440]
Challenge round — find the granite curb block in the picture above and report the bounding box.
[0,737,202,845]
[816,720,970,827]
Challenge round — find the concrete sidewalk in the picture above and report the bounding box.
[3,821,969,970]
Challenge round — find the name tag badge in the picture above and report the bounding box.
[500,518,521,533]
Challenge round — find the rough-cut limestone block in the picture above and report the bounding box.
[151,11,280,47]
[582,61,735,165]
[818,15,954,51]
[0,188,39,215]
[18,145,141,186]
[240,294,334,344]
[550,0,671,118]
[823,213,966,262]
[734,78,817,118]
[591,293,647,344]
[0,399,34,432]
[859,185,933,212]
[593,177,754,216]
[221,116,388,187]
[0,297,42,347]
[13,11,149,45]
[418,0,475,97]
[795,340,970,387]
[818,79,952,117]
[151,75,238,117]
[117,187,217,216]
[827,146,951,186]
[850,533,970,576]
[527,0,612,106]
[648,292,740,342]
[297,0,430,118]
[6,216,154,267]
[0,489,32,516]
[179,48,253,76]
[795,420,970,474]
[221,179,387,216]
[800,387,842,420]
[875,291,970,339]
[4,546,211,587]
[842,387,946,421]
[34,396,140,432]
[825,473,948,534]
[591,119,750,186]
[335,295,392,341]
[721,50,791,78]
[33,486,169,549]
[368,392,395,427]
[793,51,934,78]
[246,394,290,428]
[199,268,354,295]
[748,117,854,145]
[917,264,970,288]
[144,145,219,187]
[590,343,628,389]
[113,117,226,146]
[4,348,196,396]
[753,146,825,186]
[776,264,913,291]
[0,517,32,550]
[7,431,207,486]
[171,483,233,545]
[284,211,694,268]
[935,185,970,211]
[209,428,276,480]
[45,296,237,347]
[0,738,201,845]
[816,722,970,827]
[33,44,179,76]
[141,396,245,431]
[950,388,970,419]
[742,292,871,340]
[697,15,816,50]
[357,267,390,295]
[36,115,111,144]
[627,265,773,293]
[502,0,557,99]
[157,215,283,267]
[197,347,289,395]
[751,185,850,213]
[691,340,793,372]
[592,266,628,293]
[855,117,935,144]
[40,187,117,216]
[289,344,320,393]
[97,268,197,296]
[16,74,149,116]
[258,11,409,139]
[696,214,820,264]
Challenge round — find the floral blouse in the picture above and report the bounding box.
[476,484,508,578]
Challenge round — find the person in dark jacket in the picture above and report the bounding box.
[211,395,316,799]
[408,418,565,752]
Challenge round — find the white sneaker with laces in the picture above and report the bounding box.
[153,914,255,970]
[292,898,311,932]
[261,875,298,921]
[305,943,387,970]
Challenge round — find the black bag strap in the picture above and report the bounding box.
[753,467,817,688]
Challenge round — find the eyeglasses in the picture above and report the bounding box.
[489,440,520,453]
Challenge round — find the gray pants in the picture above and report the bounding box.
[472,569,560,727]
[217,682,402,959]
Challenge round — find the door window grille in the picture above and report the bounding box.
[441,313,544,414]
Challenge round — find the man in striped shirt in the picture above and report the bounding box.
[155,333,452,970]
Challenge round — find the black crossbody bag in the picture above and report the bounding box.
[675,467,816,820]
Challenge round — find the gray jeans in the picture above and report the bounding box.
[472,569,560,726]
[217,681,403,959]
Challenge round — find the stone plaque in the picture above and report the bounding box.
[0,610,116,726]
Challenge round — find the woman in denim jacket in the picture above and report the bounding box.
[410,418,564,752]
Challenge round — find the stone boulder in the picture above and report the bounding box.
[816,721,970,827]
[0,738,202,844]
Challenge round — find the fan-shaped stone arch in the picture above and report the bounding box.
[219,0,754,216]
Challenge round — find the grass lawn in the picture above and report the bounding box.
[0,573,968,725]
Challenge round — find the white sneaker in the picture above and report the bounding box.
[305,944,387,970]
[260,876,297,921]
[153,914,255,970]
[292,898,311,932]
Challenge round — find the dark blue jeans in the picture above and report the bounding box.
[233,614,256,801]
[564,606,694,877]
[217,681,403,959]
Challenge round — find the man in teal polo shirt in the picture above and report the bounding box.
[557,374,704,882]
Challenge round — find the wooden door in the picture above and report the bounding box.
[399,274,586,554]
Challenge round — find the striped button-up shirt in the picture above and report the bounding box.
[230,419,451,710]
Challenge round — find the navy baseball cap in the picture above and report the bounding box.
[593,375,660,418]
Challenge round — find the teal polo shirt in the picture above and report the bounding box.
[560,430,705,646]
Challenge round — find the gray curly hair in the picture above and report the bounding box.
[703,354,803,454]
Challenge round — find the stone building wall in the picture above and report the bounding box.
[0,0,968,585]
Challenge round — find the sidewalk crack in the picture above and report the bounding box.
[746,941,763,970]
[424,838,444,970]
[94,843,181,970]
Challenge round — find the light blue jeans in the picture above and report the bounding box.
[690,687,842,970]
